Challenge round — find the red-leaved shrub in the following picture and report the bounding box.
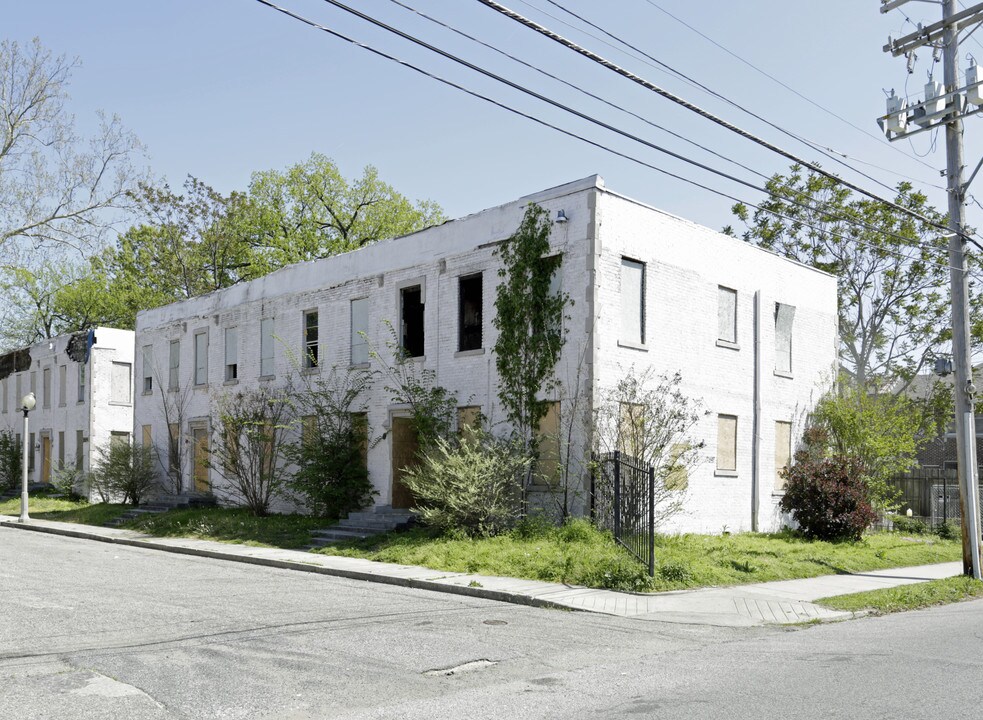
[779,453,877,542]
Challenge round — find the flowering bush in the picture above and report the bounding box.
[779,453,877,542]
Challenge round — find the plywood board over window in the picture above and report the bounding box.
[774,421,792,490]
[110,362,131,405]
[718,286,737,344]
[716,414,738,473]
[536,401,561,485]
[620,258,645,346]
[775,303,795,375]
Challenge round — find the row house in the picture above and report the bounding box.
[133,176,838,533]
[0,328,135,495]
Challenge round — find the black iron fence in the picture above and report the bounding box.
[590,450,655,576]
[887,468,981,527]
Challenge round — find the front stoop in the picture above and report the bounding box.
[307,505,415,548]
[102,493,217,528]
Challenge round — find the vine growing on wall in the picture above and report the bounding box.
[492,203,571,460]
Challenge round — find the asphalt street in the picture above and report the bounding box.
[2,529,982,719]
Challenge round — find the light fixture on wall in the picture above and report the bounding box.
[555,209,568,224]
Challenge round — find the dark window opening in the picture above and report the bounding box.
[458,274,482,351]
[225,363,238,381]
[304,310,319,368]
[401,286,425,357]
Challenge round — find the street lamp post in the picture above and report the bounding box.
[19,392,35,523]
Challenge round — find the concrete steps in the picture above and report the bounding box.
[307,505,415,548]
[102,493,217,528]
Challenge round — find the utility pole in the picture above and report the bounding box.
[881,0,983,579]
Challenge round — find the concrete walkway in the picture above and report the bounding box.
[0,515,963,627]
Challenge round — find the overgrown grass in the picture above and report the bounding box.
[0,494,129,526]
[818,576,983,614]
[126,507,334,549]
[313,521,963,592]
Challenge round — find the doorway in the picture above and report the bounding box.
[390,416,419,509]
[192,427,210,493]
[40,434,51,485]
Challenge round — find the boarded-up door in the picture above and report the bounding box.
[192,428,210,493]
[390,417,419,509]
[41,435,51,484]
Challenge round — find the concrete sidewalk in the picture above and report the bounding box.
[0,515,963,627]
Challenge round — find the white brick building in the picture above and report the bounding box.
[0,328,135,496]
[134,176,838,532]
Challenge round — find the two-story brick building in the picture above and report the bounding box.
[133,176,838,533]
[0,328,135,497]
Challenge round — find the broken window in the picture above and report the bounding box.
[225,327,238,381]
[401,285,424,358]
[775,302,795,375]
[77,364,85,403]
[351,298,369,365]
[620,258,645,345]
[143,345,153,393]
[458,274,483,352]
[303,310,319,369]
[718,286,737,344]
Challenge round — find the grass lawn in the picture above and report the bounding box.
[0,493,129,526]
[818,576,983,615]
[312,521,963,592]
[125,507,335,549]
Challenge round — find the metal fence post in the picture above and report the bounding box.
[648,464,655,577]
[613,450,621,541]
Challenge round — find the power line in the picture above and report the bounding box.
[251,0,980,278]
[538,0,933,199]
[637,0,949,186]
[475,0,983,249]
[312,0,966,255]
[386,0,769,181]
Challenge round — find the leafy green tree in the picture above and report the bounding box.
[492,203,570,457]
[89,441,158,505]
[244,153,446,271]
[727,164,974,391]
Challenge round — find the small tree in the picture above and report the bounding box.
[287,367,377,518]
[89,441,158,505]
[401,429,531,537]
[0,430,22,491]
[210,385,295,516]
[594,368,706,530]
[493,203,571,481]
[811,384,930,509]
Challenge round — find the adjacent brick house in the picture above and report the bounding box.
[0,328,135,497]
[133,176,838,533]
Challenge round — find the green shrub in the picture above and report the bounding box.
[50,465,85,500]
[402,431,531,537]
[89,442,158,505]
[936,521,960,540]
[289,418,375,519]
[890,514,929,535]
[511,513,554,540]
[557,518,597,543]
[779,453,877,542]
[0,430,22,491]
[658,560,693,584]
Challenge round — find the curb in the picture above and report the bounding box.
[0,519,577,613]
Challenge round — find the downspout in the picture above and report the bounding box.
[751,291,762,532]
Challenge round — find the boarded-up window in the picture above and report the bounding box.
[775,303,795,374]
[110,362,131,405]
[110,431,130,447]
[457,406,481,444]
[42,368,51,408]
[665,443,690,490]
[76,430,83,470]
[458,274,483,351]
[716,414,737,472]
[718,286,737,343]
[225,327,238,381]
[618,401,645,458]
[350,299,369,365]
[168,423,179,474]
[775,421,792,490]
[301,415,318,443]
[142,424,152,448]
[620,258,645,345]
[260,318,275,377]
[536,401,561,485]
[1,377,6,413]
[169,340,180,389]
[58,365,66,406]
[28,432,35,471]
[194,332,208,385]
[58,431,65,469]
[303,310,319,368]
[30,371,36,396]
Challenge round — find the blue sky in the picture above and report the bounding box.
[5,0,978,234]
